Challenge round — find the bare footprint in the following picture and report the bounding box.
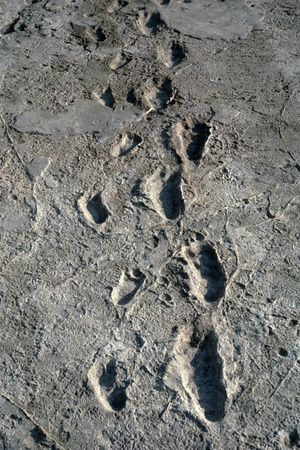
[165,318,227,422]
[88,358,129,412]
[77,191,109,228]
[157,41,185,68]
[143,77,173,110]
[144,169,184,220]
[138,10,166,35]
[92,86,115,108]
[112,132,142,157]
[111,269,145,306]
[182,233,226,303]
[172,118,211,164]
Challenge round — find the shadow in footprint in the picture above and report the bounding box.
[99,359,128,412]
[146,12,166,34]
[191,331,227,422]
[199,243,225,303]
[87,193,109,224]
[186,122,210,162]
[127,88,139,105]
[171,42,185,66]
[96,27,106,42]
[289,429,299,447]
[30,427,47,445]
[100,87,115,108]
[159,172,184,220]
[156,78,173,109]
[3,17,23,35]
[99,359,117,389]
[107,386,127,411]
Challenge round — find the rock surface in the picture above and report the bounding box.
[0,0,299,449]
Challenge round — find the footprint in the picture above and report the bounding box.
[159,172,184,220]
[109,52,131,70]
[71,20,108,49]
[88,358,129,412]
[138,11,166,35]
[172,118,211,164]
[127,88,140,106]
[145,169,184,220]
[26,156,50,181]
[144,77,173,110]
[107,0,129,13]
[95,27,106,42]
[86,193,109,224]
[182,234,226,303]
[126,78,173,110]
[112,132,142,157]
[77,192,109,228]
[157,42,185,68]
[198,243,226,302]
[111,269,145,306]
[97,87,115,108]
[165,319,227,422]
[191,326,227,422]
[100,359,128,411]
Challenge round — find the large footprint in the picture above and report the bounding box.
[157,41,186,68]
[126,77,174,111]
[144,168,184,220]
[138,10,166,36]
[162,232,228,423]
[182,233,226,303]
[172,118,211,165]
[164,317,227,423]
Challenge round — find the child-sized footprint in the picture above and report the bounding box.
[112,132,142,157]
[78,191,109,228]
[88,358,129,412]
[111,269,146,306]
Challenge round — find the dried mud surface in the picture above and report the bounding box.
[0,1,299,449]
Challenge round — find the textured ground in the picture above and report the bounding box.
[0,0,299,449]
